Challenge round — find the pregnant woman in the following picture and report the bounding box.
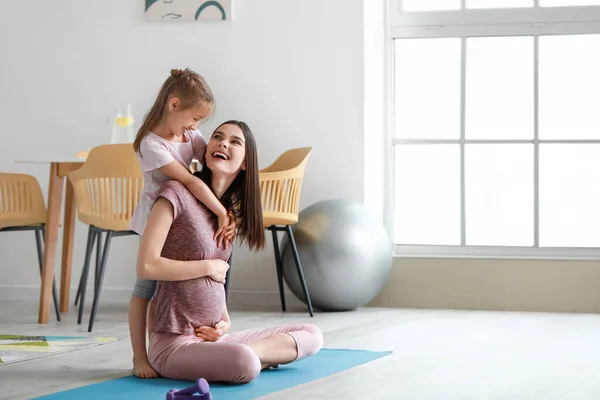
[136,120,323,383]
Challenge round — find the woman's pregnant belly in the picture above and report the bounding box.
[155,276,225,335]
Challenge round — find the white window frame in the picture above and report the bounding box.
[384,0,600,260]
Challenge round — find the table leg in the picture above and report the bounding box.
[59,179,76,312]
[38,163,64,324]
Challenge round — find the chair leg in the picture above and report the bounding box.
[74,271,84,306]
[270,227,286,312]
[78,228,97,325]
[225,251,232,302]
[88,231,113,332]
[75,231,102,306]
[35,228,61,322]
[285,225,314,317]
[94,232,103,292]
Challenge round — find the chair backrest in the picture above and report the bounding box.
[0,173,46,229]
[68,144,143,231]
[260,147,313,174]
[75,150,89,159]
[259,147,312,224]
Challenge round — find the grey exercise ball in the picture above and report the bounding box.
[280,199,392,312]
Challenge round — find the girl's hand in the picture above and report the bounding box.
[214,212,236,248]
[224,212,236,245]
[195,320,230,342]
[208,260,229,284]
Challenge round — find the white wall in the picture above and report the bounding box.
[363,0,386,225]
[0,0,377,306]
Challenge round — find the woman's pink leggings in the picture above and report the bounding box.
[148,323,323,384]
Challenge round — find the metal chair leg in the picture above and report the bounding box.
[35,227,61,322]
[77,227,97,325]
[75,231,102,306]
[285,225,314,317]
[74,271,84,306]
[88,231,113,332]
[94,232,102,292]
[271,227,287,312]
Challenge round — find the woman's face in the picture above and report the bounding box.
[205,123,246,176]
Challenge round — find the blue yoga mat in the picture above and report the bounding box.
[34,348,391,400]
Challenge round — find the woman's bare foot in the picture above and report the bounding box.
[132,358,158,379]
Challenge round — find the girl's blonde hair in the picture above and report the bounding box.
[133,68,215,153]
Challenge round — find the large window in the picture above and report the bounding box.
[389,1,600,257]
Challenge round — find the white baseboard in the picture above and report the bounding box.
[0,285,134,303]
[0,285,302,310]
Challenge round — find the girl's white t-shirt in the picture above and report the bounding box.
[129,129,206,235]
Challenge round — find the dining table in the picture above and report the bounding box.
[15,157,86,324]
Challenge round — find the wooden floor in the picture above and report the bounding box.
[2,300,600,399]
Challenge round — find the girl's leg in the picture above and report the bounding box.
[147,299,157,337]
[220,323,323,367]
[129,278,158,378]
[149,332,261,384]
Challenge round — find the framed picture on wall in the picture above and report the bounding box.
[144,0,233,21]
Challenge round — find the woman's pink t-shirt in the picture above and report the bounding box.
[151,180,232,335]
[129,130,206,234]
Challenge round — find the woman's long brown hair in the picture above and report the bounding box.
[133,68,215,155]
[196,121,266,251]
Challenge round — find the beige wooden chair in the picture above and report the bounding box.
[68,143,143,332]
[0,173,61,321]
[71,148,103,309]
[258,147,314,316]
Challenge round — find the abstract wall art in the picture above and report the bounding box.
[145,0,233,21]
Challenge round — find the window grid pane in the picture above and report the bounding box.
[539,34,600,140]
[395,38,461,139]
[466,0,533,8]
[401,0,460,11]
[465,144,534,246]
[539,144,600,248]
[465,36,534,140]
[540,0,600,6]
[394,144,461,245]
[392,33,600,250]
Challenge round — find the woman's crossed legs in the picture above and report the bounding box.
[148,323,323,384]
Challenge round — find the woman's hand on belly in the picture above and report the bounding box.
[194,320,230,342]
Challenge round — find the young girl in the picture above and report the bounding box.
[129,68,235,378]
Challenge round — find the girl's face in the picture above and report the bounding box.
[166,97,212,137]
[205,124,246,177]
